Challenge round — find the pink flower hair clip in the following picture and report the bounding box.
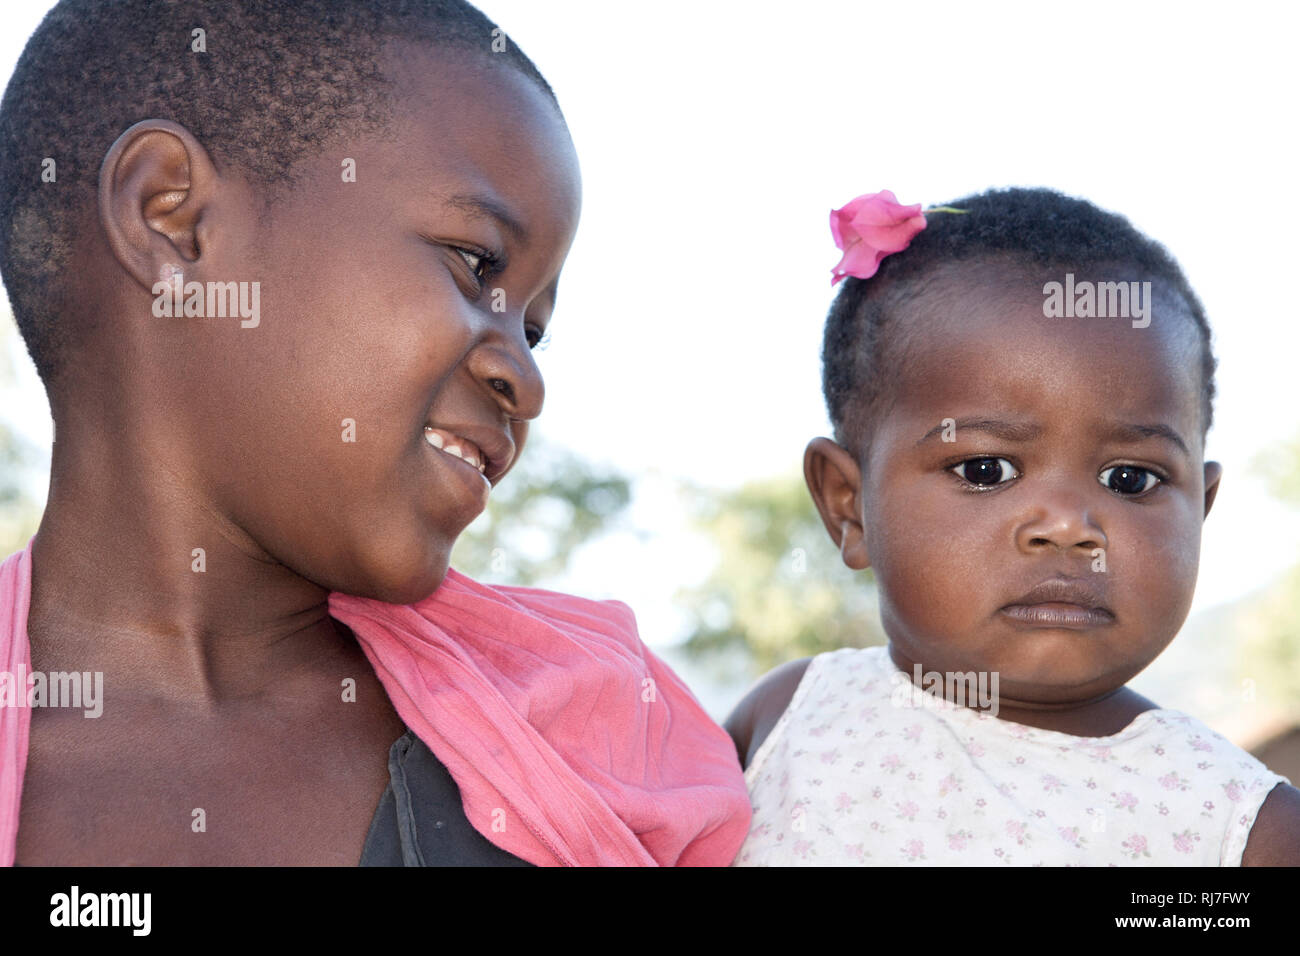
[829,190,968,285]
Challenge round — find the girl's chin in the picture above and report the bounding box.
[380,561,451,606]
[335,545,453,606]
[369,576,448,606]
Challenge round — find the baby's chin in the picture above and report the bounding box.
[892,626,1158,704]
[967,650,1153,709]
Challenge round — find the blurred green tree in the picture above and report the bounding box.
[1256,432,1300,507]
[0,321,43,556]
[1238,433,1300,717]
[0,421,42,555]
[450,435,632,587]
[675,469,885,678]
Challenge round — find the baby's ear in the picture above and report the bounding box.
[97,118,221,291]
[1202,461,1223,519]
[804,437,870,570]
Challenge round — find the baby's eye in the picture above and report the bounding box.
[1099,465,1161,496]
[525,326,546,350]
[950,457,1019,488]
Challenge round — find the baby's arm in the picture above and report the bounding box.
[723,658,812,770]
[1241,782,1300,866]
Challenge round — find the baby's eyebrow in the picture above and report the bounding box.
[445,192,529,244]
[916,418,1042,446]
[1096,422,1190,456]
[914,417,1190,457]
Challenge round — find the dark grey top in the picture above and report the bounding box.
[359,730,533,867]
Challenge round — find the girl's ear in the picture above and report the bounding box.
[804,437,871,570]
[97,118,221,291]
[1202,461,1223,518]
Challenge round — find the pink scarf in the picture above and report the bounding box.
[0,539,751,866]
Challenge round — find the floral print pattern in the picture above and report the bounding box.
[733,647,1287,866]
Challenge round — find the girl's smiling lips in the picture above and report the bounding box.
[1000,578,1115,629]
[423,422,515,484]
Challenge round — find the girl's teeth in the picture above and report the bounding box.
[425,428,485,472]
[448,446,481,468]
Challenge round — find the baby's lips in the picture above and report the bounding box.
[1003,577,1112,615]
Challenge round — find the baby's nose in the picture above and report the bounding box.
[1015,493,1107,555]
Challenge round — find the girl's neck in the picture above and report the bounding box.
[27,422,348,704]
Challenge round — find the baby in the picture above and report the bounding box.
[726,187,1300,865]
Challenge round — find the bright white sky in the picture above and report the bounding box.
[3,2,1299,690]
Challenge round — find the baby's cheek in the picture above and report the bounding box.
[1115,505,1202,629]
[872,511,988,628]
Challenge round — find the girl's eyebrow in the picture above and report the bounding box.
[444,192,529,244]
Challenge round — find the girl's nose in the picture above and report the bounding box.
[1014,490,1108,556]
[469,334,545,422]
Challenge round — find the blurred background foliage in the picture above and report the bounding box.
[0,422,40,555]
[672,469,884,677]
[1237,433,1300,722]
[450,435,632,587]
[1238,563,1300,719]
[0,322,41,556]
[1255,432,1300,507]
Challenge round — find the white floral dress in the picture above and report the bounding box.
[733,646,1287,866]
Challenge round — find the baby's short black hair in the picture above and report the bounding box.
[0,0,558,386]
[821,186,1216,460]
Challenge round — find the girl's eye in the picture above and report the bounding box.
[950,457,1018,488]
[456,247,491,282]
[1099,465,1161,496]
[525,327,546,350]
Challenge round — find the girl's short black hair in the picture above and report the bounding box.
[0,0,559,387]
[821,186,1216,459]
